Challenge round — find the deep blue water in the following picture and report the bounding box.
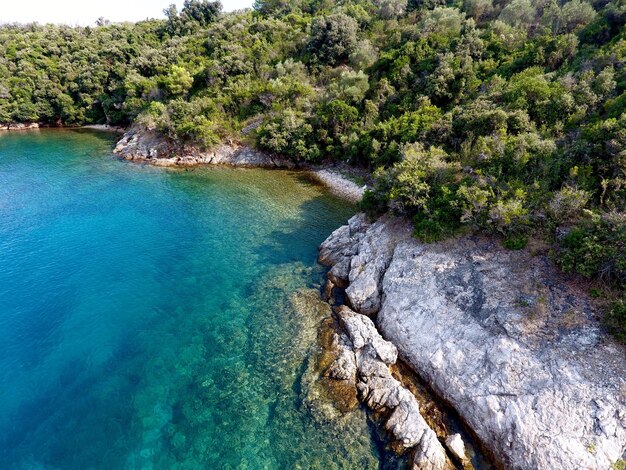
[0,130,380,469]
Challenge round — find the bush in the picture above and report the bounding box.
[385,143,458,213]
[605,298,626,343]
[307,14,359,66]
[487,190,529,235]
[559,212,626,285]
[503,235,528,250]
[364,143,463,241]
[256,110,320,162]
[456,183,494,228]
[547,186,591,224]
[412,185,463,242]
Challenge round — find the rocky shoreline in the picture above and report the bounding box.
[113,126,366,202]
[10,123,624,467]
[2,124,366,204]
[0,122,42,131]
[113,126,296,168]
[0,123,126,132]
[308,169,366,204]
[318,214,626,469]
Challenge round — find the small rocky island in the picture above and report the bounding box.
[318,214,626,469]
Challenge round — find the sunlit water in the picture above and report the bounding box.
[0,130,383,469]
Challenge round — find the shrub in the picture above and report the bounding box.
[161,65,194,97]
[256,110,320,162]
[307,14,359,66]
[456,183,494,228]
[547,186,591,224]
[605,298,626,343]
[412,185,463,242]
[559,212,626,285]
[499,0,536,29]
[162,98,222,149]
[420,7,466,41]
[376,0,407,19]
[365,143,463,241]
[503,235,528,250]
[487,190,529,235]
[349,40,378,70]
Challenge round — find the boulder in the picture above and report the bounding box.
[333,305,449,467]
[445,434,467,463]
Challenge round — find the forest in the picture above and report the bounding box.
[0,0,624,340]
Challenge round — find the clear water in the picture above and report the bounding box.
[0,130,380,469]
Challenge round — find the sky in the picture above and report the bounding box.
[0,0,254,26]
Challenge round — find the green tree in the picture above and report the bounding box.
[307,14,359,66]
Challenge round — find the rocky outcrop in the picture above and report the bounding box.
[320,214,626,470]
[114,126,294,168]
[0,122,40,130]
[114,127,368,202]
[323,305,450,469]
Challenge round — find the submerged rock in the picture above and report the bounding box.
[320,214,626,470]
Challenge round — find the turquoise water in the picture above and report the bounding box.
[0,130,381,469]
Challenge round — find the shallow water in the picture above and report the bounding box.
[0,130,381,469]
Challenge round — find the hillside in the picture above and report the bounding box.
[0,0,624,339]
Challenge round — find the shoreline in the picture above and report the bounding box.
[1,125,365,203]
[318,214,626,469]
[0,123,125,133]
[9,125,624,468]
[81,124,126,133]
[306,169,366,204]
[113,126,366,203]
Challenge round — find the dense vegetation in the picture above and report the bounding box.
[0,0,624,340]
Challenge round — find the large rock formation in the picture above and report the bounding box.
[323,305,450,470]
[320,214,626,470]
[114,126,294,168]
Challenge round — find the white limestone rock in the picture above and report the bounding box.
[333,305,448,467]
[319,214,626,469]
[445,433,467,462]
[344,216,411,316]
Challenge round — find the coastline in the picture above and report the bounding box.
[1,125,366,204]
[0,122,42,131]
[7,124,624,468]
[81,124,126,133]
[318,214,626,470]
[0,123,125,133]
[113,126,367,203]
[306,169,366,204]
